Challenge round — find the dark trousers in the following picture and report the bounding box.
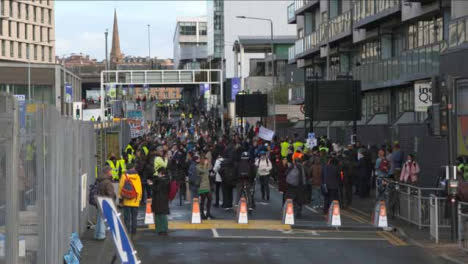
[200,192,213,217]
[323,189,340,215]
[342,183,353,208]
[259,175,270,200]
[123,207,138,234]
[215,182,222,206]
[222,182,234,208]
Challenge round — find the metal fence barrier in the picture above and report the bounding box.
[458,201,468,252]
[0,93,98,264]
[430,194,449,243]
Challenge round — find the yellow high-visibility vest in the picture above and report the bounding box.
[142,146,149,156]
[106,160,119,180]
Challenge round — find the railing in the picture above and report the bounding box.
[328,10,352,41]
[295,38,304,55]
[294,0,305,11]
[459,201,468,252]
[353,42,444,89]
[353,0,400,22]
[430,194,449,243]
[449,15,468,49]
[304,29,324,52]
[288,45,295,61]
[288,2,295,22]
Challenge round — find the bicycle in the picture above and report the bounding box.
[238,177,255,215]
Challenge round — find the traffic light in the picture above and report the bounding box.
[427,103,448,136]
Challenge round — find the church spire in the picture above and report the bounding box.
[110,9,123,69]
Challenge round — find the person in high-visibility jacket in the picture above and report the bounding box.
[153,148,168,177]
[188,113,193,119]
[142,145,149,156]
[117,156,127,178]
[90,116,96,122]
[293,140,304,152]
[180,112,186,120]
[106,154,119,181]
[457,157,468,180]
[125,144,135,156]
[280,140,290,158]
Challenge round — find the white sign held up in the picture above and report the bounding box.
[258,126,275,141]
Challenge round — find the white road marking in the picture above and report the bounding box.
[305,205,320,214]
[211,228,220,238]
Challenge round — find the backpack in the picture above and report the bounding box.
[379,158,389,173]
[238,161,251,178]
[88,182,98,207]
[286,166,300,186]
[120,174,138,200]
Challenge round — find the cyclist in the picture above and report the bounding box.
[236,152,255,210]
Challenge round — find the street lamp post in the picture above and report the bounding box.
[236,16,276,132]
[147,24,152,69]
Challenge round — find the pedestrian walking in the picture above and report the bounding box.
[94,166,116,240]
[309,157,323,209]
[212,154,224,207]
[400,154,420,184]
[285,157,307,218]
[118,164,142,238]
[197,155,214,219]
[256,151,273,201]
[149,168,170,236]
[322,157,341,214]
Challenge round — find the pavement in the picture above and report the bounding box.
[80,181,466,264]
[349,192,468,264]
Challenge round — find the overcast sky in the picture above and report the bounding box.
[55,1,207,60]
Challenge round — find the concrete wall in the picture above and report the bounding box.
[452,0,468,19]
[223,0,296,79]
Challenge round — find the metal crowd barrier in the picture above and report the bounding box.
[458,201,468,252]
[376,179,448,230]
[429,194,450,243]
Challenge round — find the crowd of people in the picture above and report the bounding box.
[92,103,468,240]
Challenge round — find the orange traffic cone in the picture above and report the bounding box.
[144,199,154,225]
[191,197,201,224]
[327,200,341,226]
[373,200,388,228]
[236,197,248,224]
[282,199,295,225]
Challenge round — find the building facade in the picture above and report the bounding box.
[287,0,468,184]
[0,0,55,63]
[207,0,296,79]
[173,16,208,69]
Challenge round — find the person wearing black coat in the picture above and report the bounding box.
[150,168,170,236]
[356,150,373,198]
[322,157,341,214]
[285,157,307,218]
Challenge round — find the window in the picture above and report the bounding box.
[32,25,35,40]
[16,22,19,38]
[365,90,390,117]
[18,42,21,58]
[164,92,169,98]
[33,7,37,22]
[397,87,414,116]
[8,20,11,37]
[18,3,21,19]
[10,41,13,57]
[9,1,12,17]
[180,22,196,35]
[0,20,2,35]
[173,91,177,98]
[41,8,44,23]
[39,26,42,42]
[199,22,207,35]
[48,9,51,25]
[24,24,27,40]
[26,44,30,59]
[33,44,37,60]
[47,28,50,42]
[0,0,4,16]
[25,4,29,20]
[1,40,4,56]
[41,46,44,61]
[406,17,443,50]
[48,47,52,62]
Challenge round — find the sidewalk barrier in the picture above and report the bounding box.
[372,200,388,228]
[458,201,468,252]
[429,194,449,243]
[191,197,201,224]
[144,199,154,225]
[282,199,295,225]
[236,197,249,224]
[328,200,341,227]
[385,180,448,229]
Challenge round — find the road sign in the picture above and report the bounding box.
[97,197,140,264]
